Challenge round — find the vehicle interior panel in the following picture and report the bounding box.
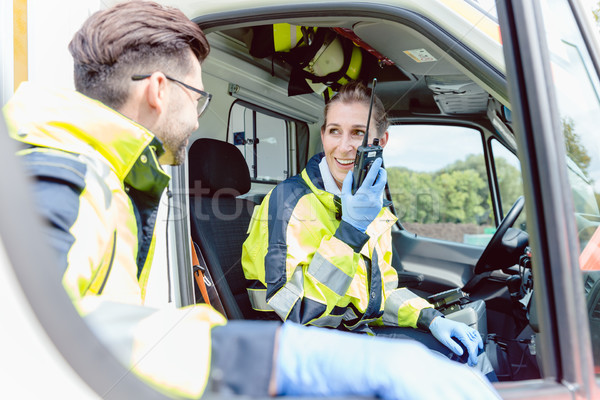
[352,21,464,76]
[185,6,549,383]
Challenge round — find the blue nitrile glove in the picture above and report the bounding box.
[276,322,500,400]
[341,157,387,232]
[429,316,484,367]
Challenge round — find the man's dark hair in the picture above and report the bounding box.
[69,0,209,109]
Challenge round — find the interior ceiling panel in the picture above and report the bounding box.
[353,21,461,76]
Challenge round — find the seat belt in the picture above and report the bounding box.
[191,239,211,305]
[191,240,227,317]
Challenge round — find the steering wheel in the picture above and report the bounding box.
[474,196,525,274]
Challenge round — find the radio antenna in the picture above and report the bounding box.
[351,78,383,194]
[362,78,377,147]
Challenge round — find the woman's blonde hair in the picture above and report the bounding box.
[322,80,389,137]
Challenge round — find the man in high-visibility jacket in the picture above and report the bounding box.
[3,1,500,398]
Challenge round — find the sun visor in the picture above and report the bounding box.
[353,21,460,76]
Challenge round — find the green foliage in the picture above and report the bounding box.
[434,169,486,223]
[493,156,524,217]
[387,167,435,223]
[387,154,522,225]
[388,118,600,229]
[441,155,492,224]
[563,117,591,178]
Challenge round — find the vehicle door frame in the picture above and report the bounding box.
[494,0,599,397]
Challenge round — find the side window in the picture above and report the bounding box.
[384,124,493,244]
[490,138,526,231]
[228,101,289,182]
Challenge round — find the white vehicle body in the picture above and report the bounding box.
[3,0,600,399]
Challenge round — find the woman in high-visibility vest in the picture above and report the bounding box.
[242,80,496,380]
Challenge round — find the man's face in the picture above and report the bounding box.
[155,60,203,165]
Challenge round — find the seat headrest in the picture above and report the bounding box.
[188,138,251,197]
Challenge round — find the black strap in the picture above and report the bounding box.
[342,253,384,331]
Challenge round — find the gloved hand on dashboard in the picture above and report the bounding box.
[341,157,387,233]
[429,316,483,367]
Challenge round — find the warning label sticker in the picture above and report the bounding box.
[403,49,437,63]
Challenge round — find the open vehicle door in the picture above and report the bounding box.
[492,0,600,398]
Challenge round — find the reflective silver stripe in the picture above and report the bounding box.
[83,300,156,363]
[384,279,398,292]
[382,288,420,326]
[289,24,297,48]
[477,352,495,375]
[344,317,377,331]
[247,288,273,312]
[310,313,343,328]
[268,266,304,318]
[307,252,353,296]
[79,153,112,208]
[342,307,358,321]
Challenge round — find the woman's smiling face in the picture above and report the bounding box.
[321,101,387,189]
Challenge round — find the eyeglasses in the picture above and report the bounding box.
[132,74,212,117]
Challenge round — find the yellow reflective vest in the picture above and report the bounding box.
[242,153,437,331]
[3,83,227,398]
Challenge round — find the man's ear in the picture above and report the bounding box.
[378,130,389,148]
[146,72,169,115]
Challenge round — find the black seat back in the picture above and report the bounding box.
[188,138,261,319]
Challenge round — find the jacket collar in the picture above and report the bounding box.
[301,153,338,214]
[4,82,169,198]
[301,152,397,238]
[304,152,326,190]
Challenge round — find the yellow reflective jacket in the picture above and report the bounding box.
[4,82,170,303]
[242,153,438,331]
[3,83,229,398]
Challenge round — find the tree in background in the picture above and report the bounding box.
[442,155,492,224]
[563,117,591,178]
[387,154,522,226]
[493,155,524,217]
[433,169,486,223]
[387,167,436,223]
[560,117,600,211]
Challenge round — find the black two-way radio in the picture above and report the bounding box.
[351,78,383,194]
